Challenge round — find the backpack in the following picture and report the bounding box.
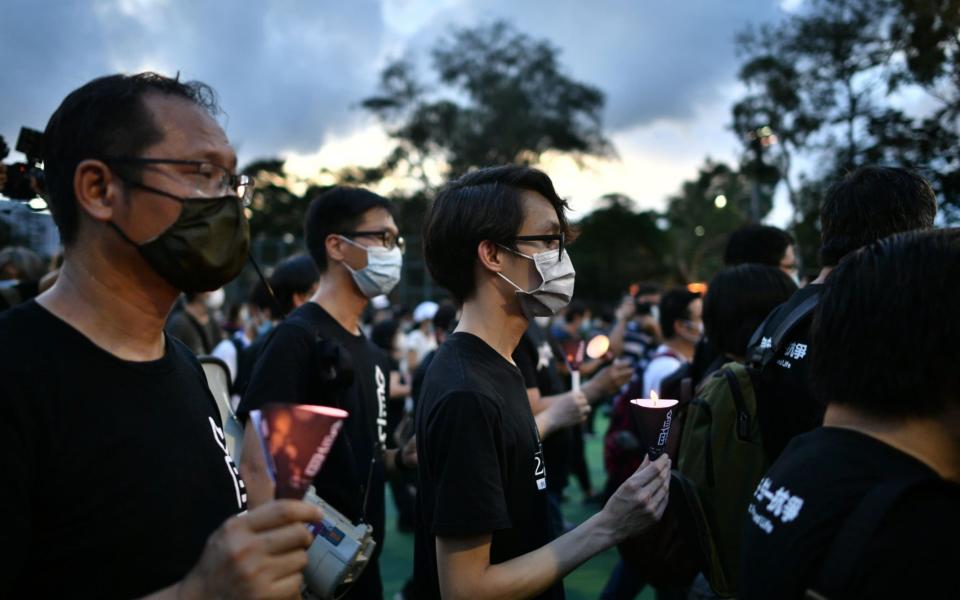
[668,294,821,597]
[674,362,765,596]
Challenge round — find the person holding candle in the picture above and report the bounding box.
[238,186,417,599]
[740,229,960,599]
[415,165,671,600]
[642,287,703,397]
[0,72,323,598]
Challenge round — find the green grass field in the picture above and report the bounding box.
[380,413,655,599]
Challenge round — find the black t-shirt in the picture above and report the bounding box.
[740,427,960,599]
[237,302,390,598]
[414,332,563,600]
[0,301,245,598]
[514,322,570,496]
[753,283,825,460]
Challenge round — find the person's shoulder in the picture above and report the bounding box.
[422,387,502,429]
[850,481,960,596]
[872,481,960,548]
[0,301,63,365]
[265,307,323,347]
[167,333,207,373]
[764,285,822,332]
[649,347,682,368]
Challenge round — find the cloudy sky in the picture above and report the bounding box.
[1,0,800,223]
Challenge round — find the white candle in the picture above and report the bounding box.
[630,398,679,409]
[630,390,678,409]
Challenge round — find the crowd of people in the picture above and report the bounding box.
[1,71,958,600]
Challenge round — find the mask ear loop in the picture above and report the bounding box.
[248,254,287,320]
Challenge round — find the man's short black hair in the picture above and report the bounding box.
[703,264,796,357]
[564,300,588,324]
[249,279,273,311]
[423,165,572,304]
[811,228,960,418]
[433,302,458,334]
[371,319,401,353]
[269,254,319,315]
[634,282,662,298]
[43,72,220,246]
[723,224,795,267]
[658,288,701,339]
[304,186,394,273]
[818,166,936,267]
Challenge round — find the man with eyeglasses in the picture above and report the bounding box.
[238,186,417,599]
[0,73,324,598]
[414,166,670,600]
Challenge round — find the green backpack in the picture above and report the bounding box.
[676,362,767,598]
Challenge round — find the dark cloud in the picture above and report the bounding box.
[1,0,386,161]
[407,0,783,130]
[1,0,783,163]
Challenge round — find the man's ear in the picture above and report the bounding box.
[325,234,347,262]
[477,240,505,273]
[73,159,119,222]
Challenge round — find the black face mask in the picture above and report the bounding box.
[109,182,250,292]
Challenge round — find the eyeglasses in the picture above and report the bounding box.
[339,230,406,254]
[104,157,254,206]
[514,233,565,262]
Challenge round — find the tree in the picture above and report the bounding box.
[664,161,760,282]
[242,158,316,241]
[733,0,960,268]
[361,20,614,184]
[570,194,672,306]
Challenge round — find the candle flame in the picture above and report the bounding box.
[650,390,658,406]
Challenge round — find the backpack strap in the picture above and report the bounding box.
[652,348,684,362]
[747,292,820,369]
[721,367,751,440]
[812,473,939,595]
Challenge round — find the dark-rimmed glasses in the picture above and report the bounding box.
[104,157,254,206]
[339,230,406,254]
[514,233,565,262]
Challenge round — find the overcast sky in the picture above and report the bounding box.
[1,0,799,222]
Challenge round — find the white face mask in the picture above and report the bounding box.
[497,246,576,319]
[205,287,226,311]
[339,236,403,298]
[680,319,704,344]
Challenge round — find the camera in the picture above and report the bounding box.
[635,300,655,316]
[301,485,377,599]
[1,127,45,201]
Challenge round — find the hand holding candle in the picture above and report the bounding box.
[630,390,680,460]
[568,334,612,392]
[250,403,349,499]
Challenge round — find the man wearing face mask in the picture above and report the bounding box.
[238,186,416,599]
[414,166,671,600]
[642,288,703,398]
[0,73,324,598]
[165,291,225,355]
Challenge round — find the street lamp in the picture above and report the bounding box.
[745,125,778,221]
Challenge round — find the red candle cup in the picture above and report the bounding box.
[250,403,349,500]
[630,394,680,460]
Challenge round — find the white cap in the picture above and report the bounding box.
[371,295,391,310]
[413,301,439,323]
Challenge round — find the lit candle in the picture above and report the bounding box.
[586,334,610,360]
[630,390,679,410]
[630,391,679,459]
